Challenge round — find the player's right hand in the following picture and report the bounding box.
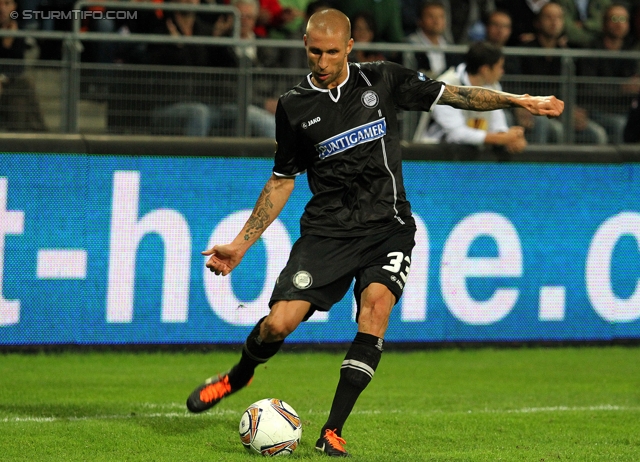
[523,95,564,118]
[202,245,240,276]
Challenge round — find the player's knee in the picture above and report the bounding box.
[361,285,395,312]
[360,295,394,324]
[261,316,294,342]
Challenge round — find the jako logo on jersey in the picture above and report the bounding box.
[361,90,379,108]
[301,117,321,129]
[315,118,387,159]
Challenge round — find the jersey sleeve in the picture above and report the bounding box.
[379,61,445,112]
[273,99,307,178]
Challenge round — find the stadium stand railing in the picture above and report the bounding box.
[1,1,639,144]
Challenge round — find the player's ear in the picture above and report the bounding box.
[346,37,354,55]
[303,34,308,46]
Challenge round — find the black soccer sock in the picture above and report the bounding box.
[228,316,284,389]
[321,332,384,437]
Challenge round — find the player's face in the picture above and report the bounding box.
[304,28,353,89]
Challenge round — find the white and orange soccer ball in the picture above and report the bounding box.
[239,398,302,457]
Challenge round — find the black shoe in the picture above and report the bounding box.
[186,372,252,413]
[315,429,350,457]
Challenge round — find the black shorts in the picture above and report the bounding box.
[269,222,416,320]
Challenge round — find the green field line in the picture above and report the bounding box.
[2,403,640,423]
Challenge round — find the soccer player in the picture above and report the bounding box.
[186,8,563,457]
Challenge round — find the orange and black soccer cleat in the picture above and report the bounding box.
[186,372,251,413]
[315,429,350,457]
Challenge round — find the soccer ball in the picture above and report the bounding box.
[239,398,302,456]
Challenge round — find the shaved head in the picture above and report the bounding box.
[304,8,354,89]
[307,8,351,45]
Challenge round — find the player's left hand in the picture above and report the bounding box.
[202,244,243,276]
[521,95,564,118]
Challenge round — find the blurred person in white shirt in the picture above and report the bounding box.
[422,41,527,153]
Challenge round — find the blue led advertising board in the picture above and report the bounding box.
[1,153,639,345]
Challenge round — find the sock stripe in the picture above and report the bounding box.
[242,342,269,363]
[341,359,375,378]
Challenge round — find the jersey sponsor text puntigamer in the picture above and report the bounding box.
[315,118,387,159]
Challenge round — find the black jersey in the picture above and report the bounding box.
[273,61,445,237]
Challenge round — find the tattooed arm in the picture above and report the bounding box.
[438,84,565,117]
[202,174,295,276]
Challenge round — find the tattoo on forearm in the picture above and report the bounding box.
[440,85,515,111]
[244,181,275,241]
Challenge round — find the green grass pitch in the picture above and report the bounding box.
[1,346,639,461]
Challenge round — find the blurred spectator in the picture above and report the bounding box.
[407,1,450,77]
[520,3,568,74]
[338,0,405,43]
[254,0,305,38]
[448,0,495,43]
[233,0,261,61]
[109,0,275,137]
[349,11,386,62]
[268,0,309,39]
[401,0,454,41]
[221,0,285,123]
[419,41,528,153]
[495,0,549,45]
[404,0,495,44]
[18,0,43,31]
[0,0,47,131]
[36,0,75,60]
[270,0,333,68]
[520,2,608,143]
[112,0,168,64]
[80,5,119,64]
[630,0,640,46]
[552,0,612,47]
[483,9,552,143]
[578,3,639,143]
[254,0,280,37]
[484,9,521,73]
[213,0,278,134]
[623,88,640,142]
[145,0,228,136]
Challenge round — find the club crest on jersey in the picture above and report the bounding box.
[301,116,321,129]
[361,90,379,108]
[292,271,313,289]
[417,71,426,81]
[315,117,387,159]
